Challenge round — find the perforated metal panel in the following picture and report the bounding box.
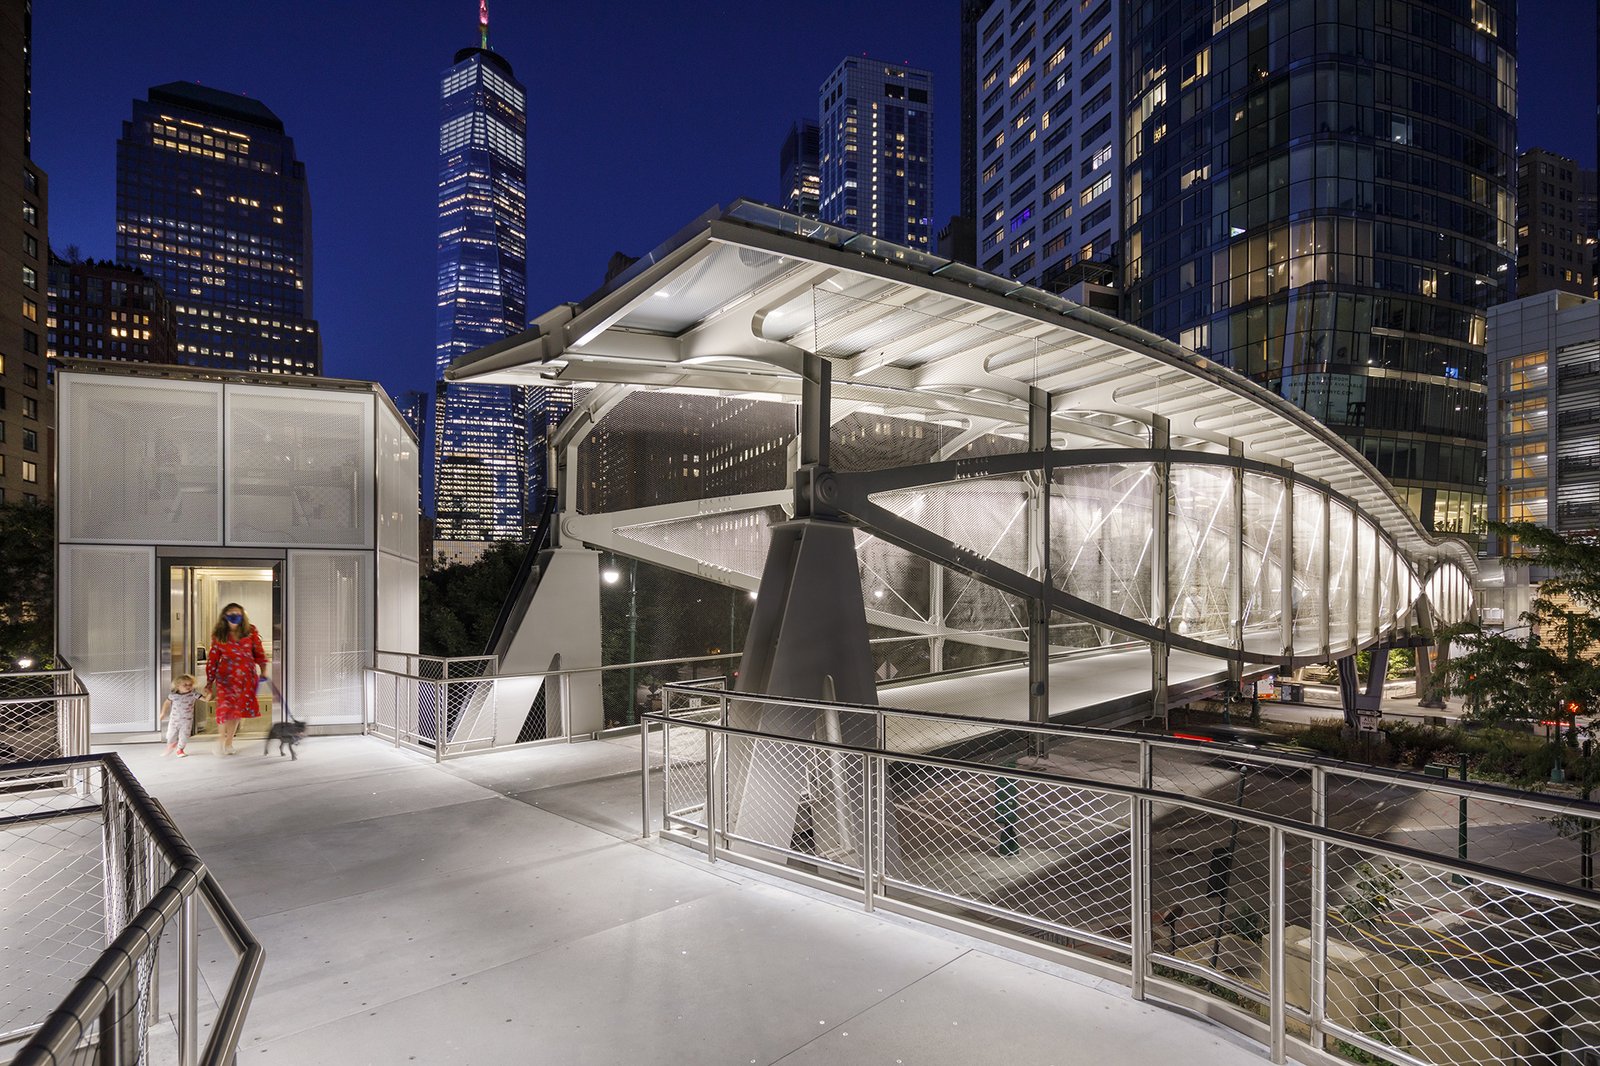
[60,545,155,732]
[226,385,374,548]
[60,375,222,545]
[288,551,373,725]
[377,402,420,562]
[576,392,794,513]
[1241,473,1286,656]
[869,477,1031,624]
[377,553,419,657]
[1291,484,1326,655]
[1327,501,1355,649]
[1168,464,1235,645]
[615,506,782,580]
[1052,463,1155,625]
[1355,519,1378,644]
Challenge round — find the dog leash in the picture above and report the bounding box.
[259,676,303,726]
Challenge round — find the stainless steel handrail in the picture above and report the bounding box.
[645,704,1600,1066]
[10,753,263,1066]
[644,709,1600,909]
[659,681,1600,823]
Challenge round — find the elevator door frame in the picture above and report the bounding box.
[158,551,287,732]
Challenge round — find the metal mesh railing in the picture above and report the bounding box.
[658,685,1600,895]
[645,687,1600,1066]
[0,669,91,766]
[2,754,261,1066]
[366,653,740,760]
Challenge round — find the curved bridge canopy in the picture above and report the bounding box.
[449,202,1479,713]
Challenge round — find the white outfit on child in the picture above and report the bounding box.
[166,689,201,748]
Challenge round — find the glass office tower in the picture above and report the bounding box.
[818,57,935,247]
[116,83,321,375]
[779,119,822,218]
[432,14,531,543]
[1122,1,1516,534]
[971,0,1122,288]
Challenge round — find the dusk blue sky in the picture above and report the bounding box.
[32,1,1599,405]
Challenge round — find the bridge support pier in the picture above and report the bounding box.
[1335,647,1388,730]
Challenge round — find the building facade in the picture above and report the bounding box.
[818,57,934,248]
[432,18,531,544]
[1581,167,1600,298]
[526,383,574,509]
[1120,0,1517,536]
[1515,148,1594,298]
[1487,290,1600,538]
[395,388,428,444]
[779,119,821,218]
[1,0,50,507]
[55,362,418,736]
[115,82,321,375]
[972,0,1122,290]
[46,255,177,365]
[958,0,997,261]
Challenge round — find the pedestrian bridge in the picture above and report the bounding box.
[449,201,1478,730]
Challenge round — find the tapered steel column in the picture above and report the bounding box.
[1151,417,1171,724]
[1027,387,1052,725]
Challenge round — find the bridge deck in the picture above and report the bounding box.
[880,644,1270,728]
[109,735,1282,1065]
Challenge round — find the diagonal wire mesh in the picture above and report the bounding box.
[651,699,1600,1066]
[663,715,714,831]
[724,733,865,873]
[886,760,1132,952]
[1,773,107,1043]
[1,762,175,1063]
[1148,802,1275,996]
[1319,846,1600,1066]
[1,672,91,765]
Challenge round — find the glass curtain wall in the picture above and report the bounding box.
[1122,0,1517,534]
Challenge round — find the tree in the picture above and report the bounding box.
[1438,522,1600,731]
[0,500,55,668]
[419,542,529,657]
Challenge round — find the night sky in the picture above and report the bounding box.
[31,1,1599,405]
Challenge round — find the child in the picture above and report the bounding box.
[161,674,202,757]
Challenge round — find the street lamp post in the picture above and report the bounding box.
[627,559,638,726]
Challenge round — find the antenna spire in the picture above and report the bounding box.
[478,0,489,49]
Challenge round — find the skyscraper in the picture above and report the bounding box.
[116,82,321,374]
[2,0,50,505]
[1515,148,1593,298]
[818,57,934,247]
[432,2,530,543]
[958,0,997,243]
[47,254,177,365]
[525,383,573,509]
[1486,290,1600,539]
[779,119,821,218]
[1121,1,1517,535]
[970,0,1122,292]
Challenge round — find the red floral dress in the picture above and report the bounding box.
[207,627,268,723]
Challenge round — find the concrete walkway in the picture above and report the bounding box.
[112,733,1289,1065]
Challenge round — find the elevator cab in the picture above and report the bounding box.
[162,560,283,741]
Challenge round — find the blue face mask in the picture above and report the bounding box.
[225,613,243,625]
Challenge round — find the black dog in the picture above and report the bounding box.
[265,718,307,759]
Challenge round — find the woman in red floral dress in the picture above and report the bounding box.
[203,602,268,756]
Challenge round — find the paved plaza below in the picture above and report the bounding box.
[110,733,1292,1065]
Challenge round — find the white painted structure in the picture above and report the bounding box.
[450,202,1479,726]
[55,361,419,736]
